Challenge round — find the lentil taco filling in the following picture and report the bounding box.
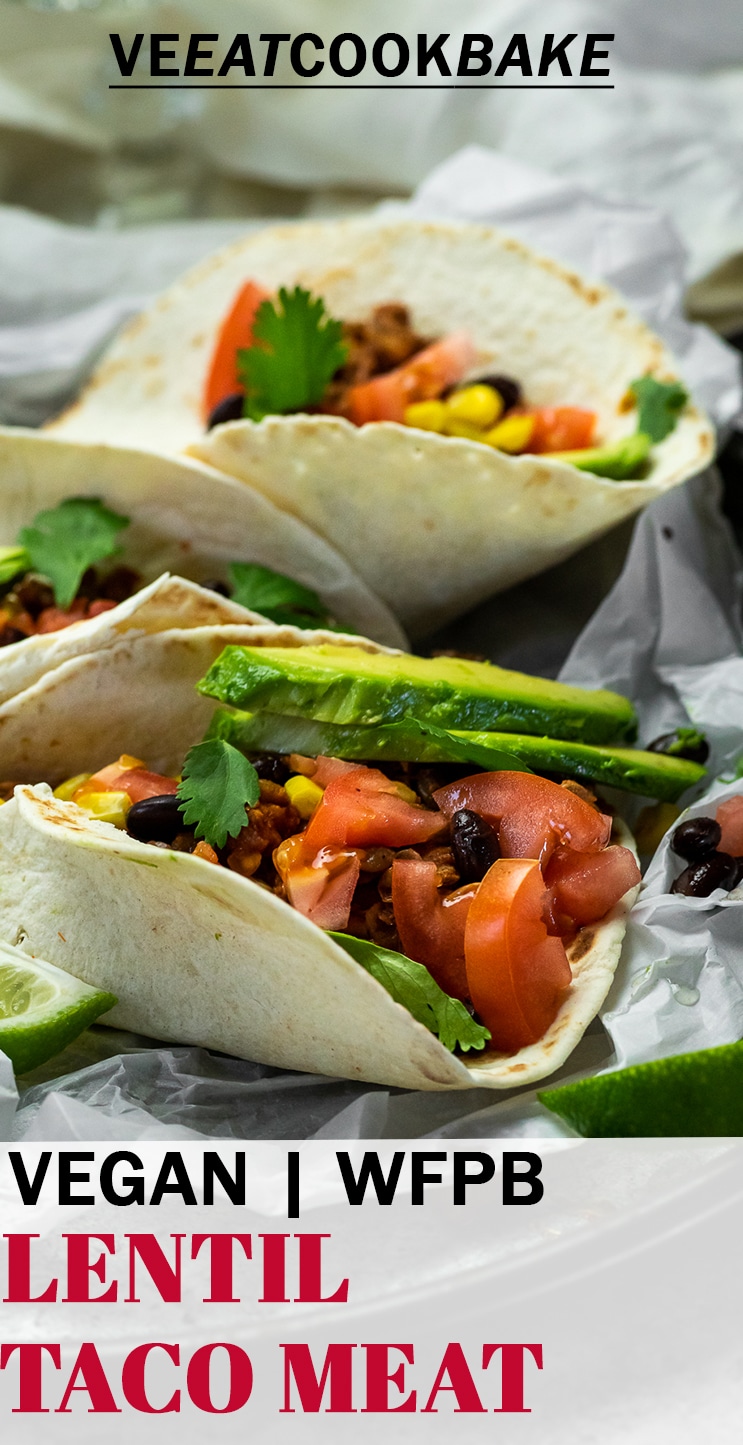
[35,743,643,1059]
[203,286,690,480]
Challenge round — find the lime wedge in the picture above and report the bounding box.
[0,940,116,1075]
[539,1040,743,1137]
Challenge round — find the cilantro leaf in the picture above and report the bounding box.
[330,933,490,1054]
[0,545,30,588]
[176,739,260,849]
[18,498,129,609]
[228,562,333,630]
[237,286,348,422]
[629,376,689,444]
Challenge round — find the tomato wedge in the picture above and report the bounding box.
[392,858,478,1001]
[78,757,177,804]
[464,858,571,1053]
[716,796,743,857]
[544,844,640,932]
[345,332,478,425]
[202,280,270,420]
[303,765,444,852]
[523,406,597,453]
[282,848,361,931]
[434,772,611,865]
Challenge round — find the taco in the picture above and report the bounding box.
[49,219,714,634]
[0,427,404,687]
[0,638,705,1091]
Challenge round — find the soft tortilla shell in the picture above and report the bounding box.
[0,425,404,648]
[48,218,713,633]
[0,619,388,785]
[0,786,636,1091]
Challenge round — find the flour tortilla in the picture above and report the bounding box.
[0,425,404,653]
[0,618,390,785]
[49,218,714,635]
[0,785,636,1090]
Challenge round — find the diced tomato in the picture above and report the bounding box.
[434,772,611,865]
[544,844,640,932]
[522,406,597,454]
[310,756,360,788]
[716,796,743,857]
[345,332,478,425]
[79,756,177,803]
[202,280,271,420]
[283,847,361,931]
[35,601,89,634]
[303,765,444,852]
[87,599,118,619]
[391,858,478,1001]
[464,858,572,1053]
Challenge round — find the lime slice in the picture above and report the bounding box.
[539,1040,743,1137]
[0,940,116,1075]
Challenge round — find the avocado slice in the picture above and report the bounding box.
[552,432,652,481]
[199,644,637,745]
[208,708,703,802]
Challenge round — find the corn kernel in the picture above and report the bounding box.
[403,400,448,433]
[443,417,487,442]
[54,773,91,801]
[285,774,324,819]
[484,414,535,453]
[78,791,132,829]
[634,802,681,855]
[393,781,419,805]
[117,755,146,771]
[446,384,504,430]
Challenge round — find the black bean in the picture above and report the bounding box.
[475,374,522,412]
[670,816,721,861]
[451,809,500,882]
[671,852,739,897]
[251,753,290,785]
[126,794,185,844]
[200,579,231,597]
[206,392,245,430]
[647,730,710,765]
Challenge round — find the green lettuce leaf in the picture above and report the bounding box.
[330,932,490,1054]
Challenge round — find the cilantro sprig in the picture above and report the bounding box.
[228,561,333,630]
[18,498,129,609]
[237,286,348,422]
[629,376,689,444]
[176,738,260,850]
[330,933,490,1055]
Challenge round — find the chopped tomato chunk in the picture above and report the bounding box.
[434,772,611,865]
[544,844,640,932]
[35,601,89,634]
[78,756,177,804]
[202,280,270,420]
[392,858,478,1001]
[303,765,444,852]
[345,332,478,425]
[522,406,597,453]
[464,858,571,1053]
[716,796,743,857]
[288,851,361,931]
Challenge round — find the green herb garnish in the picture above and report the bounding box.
[629,376,689,444]
[18,498,129,609]
[330,933,490,1054]
[228,561,332,630]
[237,286,348,422]
[176,738,260,850]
